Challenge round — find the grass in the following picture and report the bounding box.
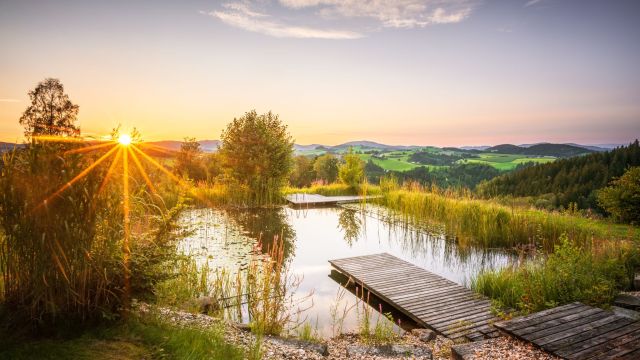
[377,184,640,250]
[461,154,555,171]
[472,234,639,314]
[0,313,244,360]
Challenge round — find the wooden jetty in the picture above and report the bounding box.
[286,193,380,207]
[494,302,640,359]
[328,253,500,341]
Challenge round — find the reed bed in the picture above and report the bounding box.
[378,184,639,250]
[472,234,639,313]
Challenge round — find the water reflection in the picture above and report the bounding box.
[337,208,362,247]
[177,204,515,336]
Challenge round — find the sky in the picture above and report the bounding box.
[0,0,639,146]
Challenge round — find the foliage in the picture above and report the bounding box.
[408,151,469,166]
[390,163,500,189]
[597,166,640,224]
[472,234,638,313]
[0,313,244,360]
[174,137,206,181]
[379,184,640,250]
[0,143,116,326]
[313,153,339,183]
[339,149,365,187]
[289,155,316,187]
[477,140,640,211]
[19,78,79,139]
[219,110,294,204]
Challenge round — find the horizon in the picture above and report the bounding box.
[1,0,639,146]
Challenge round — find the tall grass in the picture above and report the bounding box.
[472,234,639,313]
[378,183,639,250]
[0,143,185,328]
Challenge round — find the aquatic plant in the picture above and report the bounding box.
[472,233,638,313]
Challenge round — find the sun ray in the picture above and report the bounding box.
[130,145,185,184]
[137,142,176,155]
[129,146,157,194]
[64,141,116,155]
[32,135,105,143]
[34,145,120,212]
[97,147,123,196]
[122,144,131,315]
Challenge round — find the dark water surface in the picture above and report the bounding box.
[178,204,514,336]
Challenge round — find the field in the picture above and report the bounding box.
[298,146,558,173]
[460,154,555,171]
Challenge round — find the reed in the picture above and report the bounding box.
[472,233,639,313]
[0,143,185,328]
[378,184,640,250]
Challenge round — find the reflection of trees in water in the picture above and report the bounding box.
[224,207,296,261]
[337,208,363,247]
[348,204,513,282]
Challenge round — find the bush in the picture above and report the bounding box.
[597,166,640,224]
[472,234,637,313]
[339,149,365,187]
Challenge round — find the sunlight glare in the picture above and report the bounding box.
[118,134,132,146]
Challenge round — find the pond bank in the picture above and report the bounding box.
[141,303,559,360]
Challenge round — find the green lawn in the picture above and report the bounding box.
[461,154,555,171]
[359,154,422,171]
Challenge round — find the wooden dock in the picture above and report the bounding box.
[329,253,500,341]
[286,193,380,206]
[494,302,640,359]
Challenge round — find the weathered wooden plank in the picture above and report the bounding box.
[514,307,605,337]
[568,327,640,359]
[544,316,634,353]
[553,320,640,358]
[526,311,612,344]
[498,304,593,333]
[329,253,500,341]
[494,302,582,330]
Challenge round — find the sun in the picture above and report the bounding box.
[118,134,132,146]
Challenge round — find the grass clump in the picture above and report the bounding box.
[0,312,244,360]
[472,233,638,313]
[379,183,640,250]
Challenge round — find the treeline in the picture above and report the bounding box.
[477,140,640,211]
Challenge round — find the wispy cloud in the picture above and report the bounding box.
[0,99,20,103]
[205,1,476,39]
[524,0,544,7]
[279,0,475,28]
[204,3,363,39]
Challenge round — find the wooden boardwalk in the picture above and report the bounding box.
[286,193,380,206]
[329,253,500,341]
[494,302,640,359]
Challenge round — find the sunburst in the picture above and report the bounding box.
[30,130,196,314]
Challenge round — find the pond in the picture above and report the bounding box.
[177,204,515,337]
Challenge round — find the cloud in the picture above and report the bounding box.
[206,1,476,39]
[0,99,20,103]
[205,3,363,39]
[279,0,475,28]
[524,0,544,7]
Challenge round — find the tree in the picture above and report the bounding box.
[19,78,79,139]
[339,149,365,187]
[219,110,293,201]
[313,153,339,183]
[289,155,316,187]
[597,166,640,224]
[175,137,206,181]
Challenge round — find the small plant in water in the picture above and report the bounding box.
[329,278,356,337]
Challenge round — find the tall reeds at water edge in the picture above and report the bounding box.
[0,143,184,329]
[377,181,639,250]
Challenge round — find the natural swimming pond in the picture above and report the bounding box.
[177,204,516,336]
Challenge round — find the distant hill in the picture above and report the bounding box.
[477,140,640,210]
[332,140,421,151]
[487,143,593,158]
[0,142,25,152]
[146,140,219,152]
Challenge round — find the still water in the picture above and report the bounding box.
[178,204,514,336]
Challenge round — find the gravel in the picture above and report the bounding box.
[136,303,559,360]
